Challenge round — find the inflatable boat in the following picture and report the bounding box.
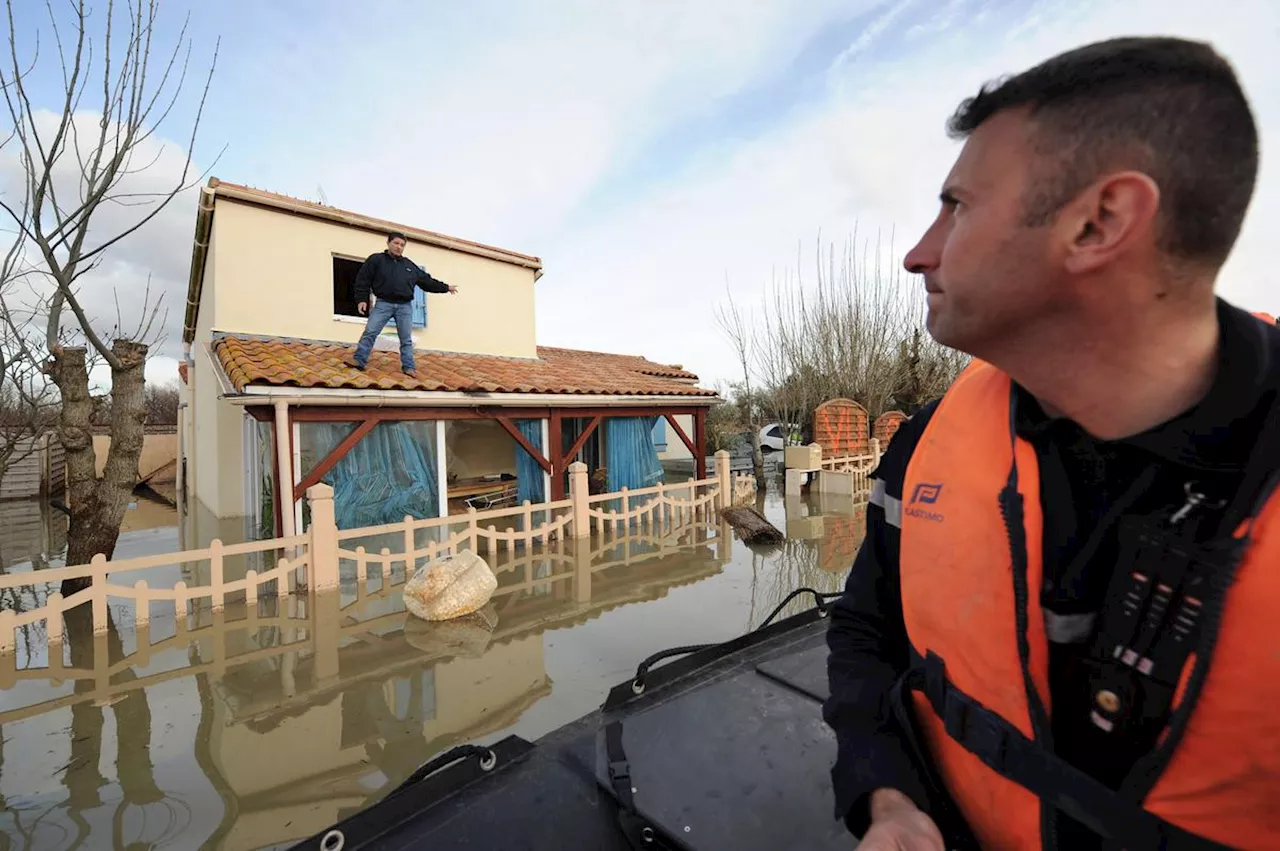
[286,589,850,851]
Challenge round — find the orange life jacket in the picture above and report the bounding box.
[897,323,1280,850]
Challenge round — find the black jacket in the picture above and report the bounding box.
[354,251,450,305]
[823,299,1280,848]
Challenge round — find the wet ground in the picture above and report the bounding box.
[0,489,865,851]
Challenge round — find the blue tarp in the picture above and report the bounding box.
[305,421,440,529]
[606,416,665,493]
[515,419,546,505]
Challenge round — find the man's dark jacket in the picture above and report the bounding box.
[823,300,1280,848]
[354,251,450,305]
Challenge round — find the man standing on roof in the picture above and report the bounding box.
[346,231,457,376]
[825,37,1279,850]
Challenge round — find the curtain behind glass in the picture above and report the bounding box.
[605,416,665,492]
[303,421,439,529]
[514,419,546,504]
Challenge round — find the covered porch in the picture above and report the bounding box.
[209,332,718,539]
[244,401,711,537]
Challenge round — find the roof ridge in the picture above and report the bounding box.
[210,178,542,266]
[536,344,685,368]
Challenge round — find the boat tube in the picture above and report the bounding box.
[287,589,851,851]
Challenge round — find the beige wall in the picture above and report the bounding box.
[205,199,538,359]
[93,432,177,481]
[444,420,517,479]
[656,414,695,461]
[190,228,252,522]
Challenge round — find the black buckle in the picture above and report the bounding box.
[938,687,1009,775]
[608,759,631,786]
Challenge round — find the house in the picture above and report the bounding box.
[178,178,719,545]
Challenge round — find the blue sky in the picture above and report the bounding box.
[5,0,1278,388]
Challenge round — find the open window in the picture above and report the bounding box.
[333,256,364,318]
[333,254,429,328]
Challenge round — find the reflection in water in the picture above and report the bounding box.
[0,492,865,850]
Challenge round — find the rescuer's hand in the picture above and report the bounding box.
[857,788,946,851]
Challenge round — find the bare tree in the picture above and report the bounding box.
[0,0,217,587]
[716,286,765,482]
[0,206,58,484]
[728,232,967,437]
[143,380,178,425]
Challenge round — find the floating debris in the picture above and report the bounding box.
[721,506,785,545]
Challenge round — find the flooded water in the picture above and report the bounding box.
[0,490,865,851]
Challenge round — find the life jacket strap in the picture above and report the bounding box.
[900,651,1233,851]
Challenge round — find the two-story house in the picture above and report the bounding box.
[179,178,717,545]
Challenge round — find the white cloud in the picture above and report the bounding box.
[530,0,1280,385]
[7,0,1278,396]
[282,0,892,250]
[0,107,203,390]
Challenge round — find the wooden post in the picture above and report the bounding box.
[403,515,416,576]
[0,609,14,655]
[90,554,109,632]
[312,583,341,684]
[714,450,732,510]
[569,461,590,539]
[870,437,882,468]
[47,593,65,644]
[209,539,224,612]
[307,483,340,591]
[573,538,592,602]
[694,408,708,480]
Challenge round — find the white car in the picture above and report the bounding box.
[759,423,789,453]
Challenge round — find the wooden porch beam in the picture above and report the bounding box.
[664,413,697,457]
[282,404,712,422]
[494,416,553,474]
[288,406,554,422]
[562,415,603,471]
[550,405,711,419]
[293,416,379,501]
[694,407,708,480]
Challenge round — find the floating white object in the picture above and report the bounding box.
[403,550,498,621]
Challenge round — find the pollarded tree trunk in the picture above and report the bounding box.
[749,426,765,485]
[49,340,148,592]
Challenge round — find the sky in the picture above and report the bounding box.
[3,0,1278,390]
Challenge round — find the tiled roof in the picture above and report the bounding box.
[213,336,717,398]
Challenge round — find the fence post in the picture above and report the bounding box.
[90,554,109,633]
[306,483,340,591]
[714,450,732,510]
[569,461,590,539]
[870,437,882,468]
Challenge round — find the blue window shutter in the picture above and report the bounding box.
[412,272,428,328]
[651,417,667,451]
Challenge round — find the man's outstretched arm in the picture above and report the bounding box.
[414,267,455,294]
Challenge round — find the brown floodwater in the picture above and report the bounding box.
[0,490,865,851]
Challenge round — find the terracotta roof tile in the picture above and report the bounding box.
[213,336,716,398]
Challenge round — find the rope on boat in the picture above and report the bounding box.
[629,587,844,694]
[388,743,498,796]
